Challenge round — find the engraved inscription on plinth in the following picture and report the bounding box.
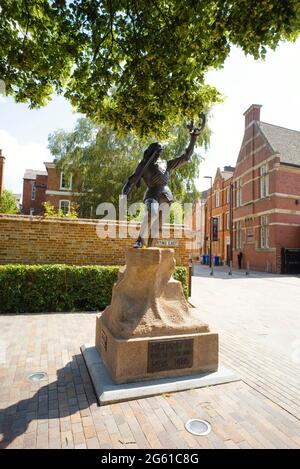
[148,339,193,373]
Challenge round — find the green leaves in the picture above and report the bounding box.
[0,264,188,313]
[1,1,299,137]
[48,117,207,212]
[0,190,19,214]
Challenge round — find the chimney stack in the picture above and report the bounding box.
[223,165,235,172]
[0,149,5,195]
[244,104,262,128]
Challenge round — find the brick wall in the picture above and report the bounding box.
[0,215,193,266]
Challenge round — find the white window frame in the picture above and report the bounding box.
[31,182,36,201]
[260,215,269,248]
[60,172,72,190]
[215,189,220,208]
[260,165,269,198]
[59,200,71,215]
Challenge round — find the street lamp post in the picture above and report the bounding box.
[204,176,213,269]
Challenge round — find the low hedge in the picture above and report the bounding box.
[0,264,188,314]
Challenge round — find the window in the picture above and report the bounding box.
[60,172,72,190]
[235,179,242,207]
[31,182,36,200]
[215,189,220,208]
[226,187,230,204]
[226,212,230,230]
[59,200,70,215]
[236,221,242,249]
[30,208,35,216]
[260,165,269,198]
[260,215,269,248]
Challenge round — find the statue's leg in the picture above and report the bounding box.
[133,198,159,248]
[147,199,160,247]
[147,199,170,247]
[158,199,172,241]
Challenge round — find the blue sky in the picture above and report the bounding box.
[0,38,300,196]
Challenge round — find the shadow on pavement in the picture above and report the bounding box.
[0,353,96,449]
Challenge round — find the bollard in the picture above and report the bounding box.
[228,260,232,276]
[246,261,250,276]
[210,260,214,276]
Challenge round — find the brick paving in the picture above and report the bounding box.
[192,266,300,421]
[0,268,299,449]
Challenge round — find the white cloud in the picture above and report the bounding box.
[0,129,51,197]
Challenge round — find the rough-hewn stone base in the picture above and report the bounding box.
[96,315,218,384]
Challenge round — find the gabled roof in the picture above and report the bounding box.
[213,166,234,187]
[221,170,234,181]
[24,169,48,180]
[258,122,300,167]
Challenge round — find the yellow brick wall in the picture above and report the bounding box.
[0,215,194,266]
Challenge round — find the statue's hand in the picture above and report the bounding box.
[190,127,202,137]
[188,113,206,138]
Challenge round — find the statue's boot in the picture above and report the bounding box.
[133,236,144,248]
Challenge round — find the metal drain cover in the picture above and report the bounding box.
[28,372,48,382]
[185,419,211,436]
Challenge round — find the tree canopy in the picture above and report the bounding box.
[48,117,209,216]
[0,189,19,214]
[1,1,299,137]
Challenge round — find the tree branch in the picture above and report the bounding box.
[22,0,30,49]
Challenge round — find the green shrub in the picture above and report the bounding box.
[172,266,189,298]
[0,264,188,314]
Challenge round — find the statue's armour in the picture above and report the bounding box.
[142,151,190,203]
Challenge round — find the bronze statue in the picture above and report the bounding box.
[122,114,206,248]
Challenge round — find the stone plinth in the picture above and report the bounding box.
[96,248,218,384]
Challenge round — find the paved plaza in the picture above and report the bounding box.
[0,266,299,449]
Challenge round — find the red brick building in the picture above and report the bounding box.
[201,104,300,273]
[22,162,81,216]
[22,169,48,215]
[232,104,300,273]
[204,166,235,265]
